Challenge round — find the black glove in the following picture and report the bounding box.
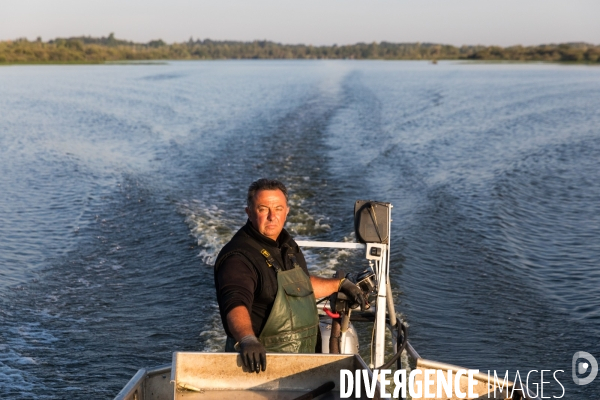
[238,335,267,373]
[339,278,366,311]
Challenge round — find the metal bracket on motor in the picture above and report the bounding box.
[366,243,385,261]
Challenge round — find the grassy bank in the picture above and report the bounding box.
[1,34,599,64]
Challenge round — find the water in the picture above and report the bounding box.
[1,60,599,398]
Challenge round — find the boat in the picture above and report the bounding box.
[115,201,540,400]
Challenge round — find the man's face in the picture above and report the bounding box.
[245,189,289,241]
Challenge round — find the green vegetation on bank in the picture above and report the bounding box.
[1,33,599,64]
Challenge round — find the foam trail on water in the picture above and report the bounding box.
[177,201,240,266]
[177,200,245,351]
[0,322,58,397]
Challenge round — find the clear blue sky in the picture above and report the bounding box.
[2,0,598,46]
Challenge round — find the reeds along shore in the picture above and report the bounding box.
[1,35,599,63]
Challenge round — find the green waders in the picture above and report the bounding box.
[258,264,319,353]
[224,246,319,353]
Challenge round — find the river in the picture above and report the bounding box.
[1,60,599,398]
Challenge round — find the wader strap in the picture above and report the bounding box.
[285,246,301,269]
[259,249,280,272]
[244,239,282,272]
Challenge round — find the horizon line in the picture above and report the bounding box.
[2,34,599,49]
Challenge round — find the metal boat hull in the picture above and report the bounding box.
[115,353,378,400]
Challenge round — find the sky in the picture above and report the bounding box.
[1,0,599,47]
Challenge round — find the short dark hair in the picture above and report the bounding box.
[247,179,288,207]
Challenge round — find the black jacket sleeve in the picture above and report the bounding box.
[215,254,257,326]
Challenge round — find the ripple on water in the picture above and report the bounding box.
[493,136,600,322]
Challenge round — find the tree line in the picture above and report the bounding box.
[1,34,599,63]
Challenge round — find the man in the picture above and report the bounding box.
[214,179,365,373]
